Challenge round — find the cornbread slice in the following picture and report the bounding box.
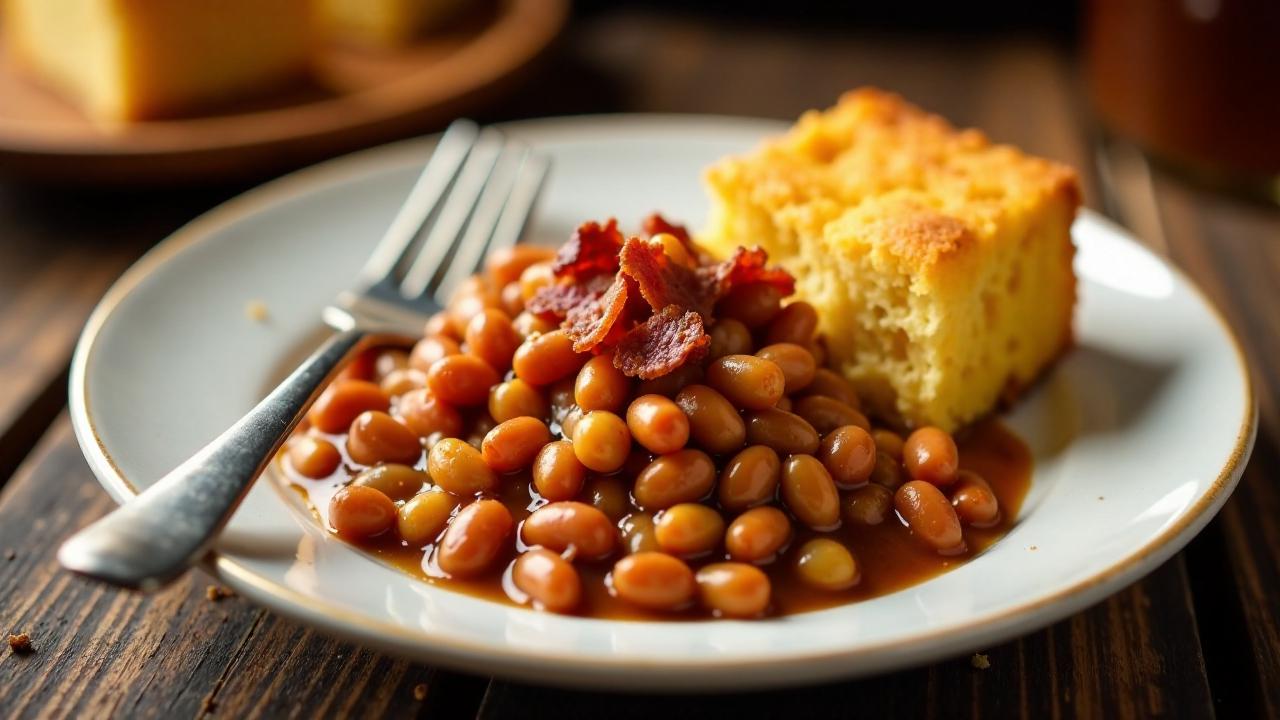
[702,89,1080,431]
[3,0,311,121]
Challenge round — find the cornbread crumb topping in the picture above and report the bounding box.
[8,633,33,654]
[971,653,991,670]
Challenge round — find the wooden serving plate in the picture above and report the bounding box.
[0,0,566,184]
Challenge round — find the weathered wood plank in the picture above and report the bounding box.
[0,417,488,719]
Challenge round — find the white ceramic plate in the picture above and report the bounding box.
[69,116,1255,690]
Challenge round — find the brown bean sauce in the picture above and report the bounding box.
[278,416,1031,620]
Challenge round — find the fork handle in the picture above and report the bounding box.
[59,328,370,590]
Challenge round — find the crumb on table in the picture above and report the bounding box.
[4,549,14,561]
[971,653,990,670]
[413,683,428,701]
[245,299,269,323]
[1029,545,1038,551]
[206,585,235,602]
[8,633,33,654]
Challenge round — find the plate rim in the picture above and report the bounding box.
[66,114,1258,685]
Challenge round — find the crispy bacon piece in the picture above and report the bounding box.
[564,275,634,352]
[619,238,715,320]
[613,306,710,379]
[526,274,615,320]
[700,246,796,299]
[552,219,625,280]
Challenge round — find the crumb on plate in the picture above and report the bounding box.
[245,299,269,323]
[206,585,235,602]
[971,653,990,670]
[8,633,33,654]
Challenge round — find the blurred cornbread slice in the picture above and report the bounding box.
[318,0,464,47]
[3,0,311,121]
[702,89,1080,431]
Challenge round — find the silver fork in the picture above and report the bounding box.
[58,120,549,590]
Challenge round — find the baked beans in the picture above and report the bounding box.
[842,483,893,526]
[481,417,552,473]
[803,368,860,409]
[718,445,781,511]
[715,283,783,328]
[708,318,753,359]
[764,301,819,346]
[654,504,725,558]
[353,463,426,502]
[755,343,816,394]
[951,470,1000,527]
[347,411,423,466]
[626,395,690,455]
[409,336,460,372]
[575,355,632,412]
[521,501,616,560]
[531,440,586,501]
[329,485,396,539]
[428,438,497,496]
[512,547,582,614]
[632,449,716,510]
[426,354,500,407]
[620,512,660,554]
[488,379,549,424]
[308,379,389,433]
[696,563,771,618]
[674,385,746,455]
[610,552,696,611]
[793,395,870,435]
[397,490,458,545]
[571,411,631,473]
[436,499,513,577]
[485,244,556,287]
[745,408,820,455]
[513,330,588,386]
[465,308,521,371]
[903,427,960,486]
[895,480,965,554]
[725,506,791,563]
[397,387,464,439]
[287,436,340,479]
[706,355,786,410]
[818,425,876,488]
[794,538,859,591]
[781,455,840,530]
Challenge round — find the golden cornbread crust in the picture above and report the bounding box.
[702,88,1080,431]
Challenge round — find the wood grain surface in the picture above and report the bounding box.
[1,8,1277,719]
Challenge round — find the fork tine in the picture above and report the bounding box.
[399,129,504,299]
[487,152,550,257]
[356,119,478,288]
[431,143,530,303]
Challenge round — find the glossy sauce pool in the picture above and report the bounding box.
[279,418,1031,620]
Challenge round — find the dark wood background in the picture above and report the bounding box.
[2,7,1277,719]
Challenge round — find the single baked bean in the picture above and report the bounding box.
[654,504,725,558]
[574,355,632,412]
[745,408,820,455]
[380,367,427,396]
[287,436,341,479]
[584,476,629,521]
[803,368,860,409]
[397,490,458,545]
[428,438,498,496]
[794,538,859,591]
[488,379,549,424]
[513,330,588,386]
[793,395,870,435]
[531,440,586,501]
[308,379,390,433]
[518,261,555,301]
[620,512,660,554]
[633,449,717,510]
[626,395,690,455]
[674,385,746,454]
[512,311,557,339]
[374,348,409,381]
[869,451,906,490]
[347,411,422,466]
[635,362,704,397]
[486,244,556,287]
[397,387,464,438]
[409,335,461,372]
[843,484,894,525]
[570,411,631,473]
[755,343,816,394]
[724,506,791,563]
[818,425,877,488]
[708,318,753,359]
[706,355,785,410]
[501,282,524,316]
[715,283,783,328]
[446,276,501,337]
[781,455,840,530]
[424,311,456,340]
[903,427,960,486]
[610,552,696,611]
[951,470,1000,527]
[329,485,396,539]
[353,463,427,502]
[696,563,771,618]
[895,480,965,554]
[482,417,552,473]
[765,301,819,346]
[465,308,521,371]
[436,499,513,576]
[653,232,694,266]
[426,354,500,407]
[559,405,585,438]
[521,501,616,560]
[512,547,582,614]
[872,429,905,460]
[718,445,781,511]
[337,348,377,381]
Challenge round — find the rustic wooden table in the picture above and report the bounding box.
[1,11,1276,719]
